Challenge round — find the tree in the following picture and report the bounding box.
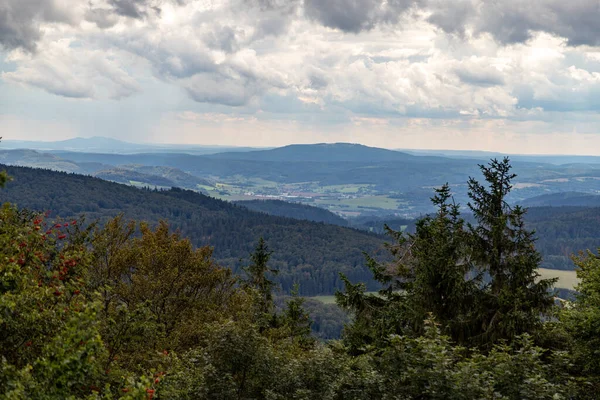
[467,158,556,346]
[89,217,239,372]
[243,238,278,328]
[337,184,477,351]
[338,159,556,352]
[560,248,600,395]
[0,137,10,188]
[280,284,314,347]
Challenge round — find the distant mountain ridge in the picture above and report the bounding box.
[3,136,265,155]
[207,143,420,162]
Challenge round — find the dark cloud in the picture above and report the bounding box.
[426,0,472,36]
[203,25,240,53]
[455,66,505,87]
[439,0,600,47]
[185,74,257,106]
[0,0,73,52]
[108,0,153,18]
[302,0,600,47]
[303,0,419,33]
[85,7,119,29]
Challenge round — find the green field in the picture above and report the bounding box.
[315,195,401,210]
[538,268,579,290]
[318,184,374,194]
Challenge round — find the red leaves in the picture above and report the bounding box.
[58,234,66,240]
[25,340,32,347]
[146,388,155,399]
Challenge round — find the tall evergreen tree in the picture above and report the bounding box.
[467,158,556,346]
[243,238,278,327]
[337,184,477,350]
[405,184,479,344]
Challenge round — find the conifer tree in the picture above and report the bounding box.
[282,284,314,347]
[243,237,278,327]
[467,158,556,346]
[337,184,476,350]
[405,184,479,344]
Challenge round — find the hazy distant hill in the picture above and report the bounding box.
[0,164,385,295]
[521,192,600,207]
[48,146,480,189]
[236,199,349,226]
[7,144,600,218]
[4,136,263,155]
[94,165,212,189]
[208,143,423,162]
[0,149,82,172]
[403,148,600,165]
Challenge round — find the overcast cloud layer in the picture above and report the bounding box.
[2,0,600,154]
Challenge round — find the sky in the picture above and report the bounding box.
[2,0,600,154]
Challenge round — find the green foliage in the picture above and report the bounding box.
[468,158,556,346]
[236,200,349,226]
[0,205,109,398]
[3,156,600,399]
[338,159,556,352]
[0,164,385,296]
[243,238,277,317]
[560,248,600,394]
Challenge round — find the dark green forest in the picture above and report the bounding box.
[235,199,349,226]
[1,163,599,298]
[3,158,600,399]
[0,164,386,296]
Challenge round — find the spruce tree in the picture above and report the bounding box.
[243,237,278,328]
[467,158,556,346]
[405,184,479,344]
[337,184,477,350]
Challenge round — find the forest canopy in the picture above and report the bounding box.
[2,159,600,399]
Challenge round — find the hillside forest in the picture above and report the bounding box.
[3,158,600,399]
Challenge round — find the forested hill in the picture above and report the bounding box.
[205,142,423,162]
[235,199,349,226]
[0,164,385,295]
[521,191,600,207]
[525,206,600,270]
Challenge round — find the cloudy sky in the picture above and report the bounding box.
[2,0,600,154]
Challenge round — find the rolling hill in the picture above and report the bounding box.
[236,199,349,226]
[0,164,386,296]
[521,192,600,207]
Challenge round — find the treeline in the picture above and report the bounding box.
[525,206,600,270]
[3,159,600,399]
[236,199,349,226]
[0,165,385,296]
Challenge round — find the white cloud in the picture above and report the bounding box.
[2,0,600,152]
